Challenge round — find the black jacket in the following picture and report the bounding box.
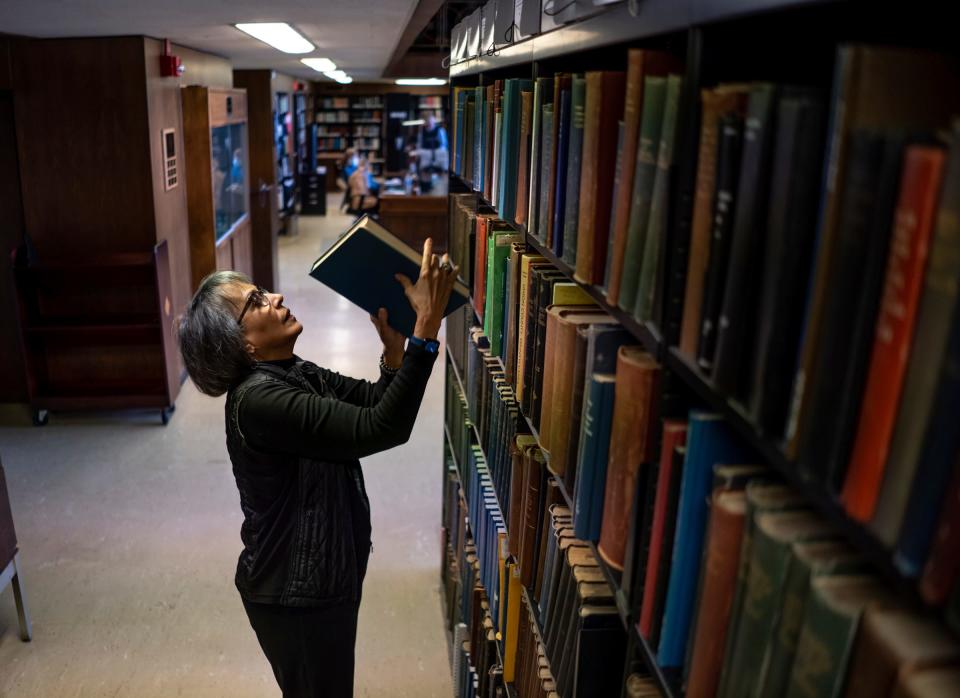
[224,343,437,607]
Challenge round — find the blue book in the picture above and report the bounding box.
[573,373,616,540]
[551,86,572,256]
[310,215,470,337]
[657,411,745,668]
[561,76,586,267]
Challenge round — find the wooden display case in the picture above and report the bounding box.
[181,86,253,289]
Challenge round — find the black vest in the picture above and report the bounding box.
[225,360,372,608]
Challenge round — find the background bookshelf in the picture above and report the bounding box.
[312,93,385,175]
[441,2,960,698]
[274,91,296,221]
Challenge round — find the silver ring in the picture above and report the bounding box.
[440,261,454,273]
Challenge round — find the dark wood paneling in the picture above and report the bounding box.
[0,39,12,91]
[378,194,448,253]
[0,91,28,402]
[143,37,190,383]
[12,37,156,257]
[233,69,280,288]
[181,86,216,290]
[226,216,253,279]
[208,88,247,126]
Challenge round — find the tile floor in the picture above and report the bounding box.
[0,197,453,697]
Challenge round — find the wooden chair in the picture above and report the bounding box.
[0,456,31,641]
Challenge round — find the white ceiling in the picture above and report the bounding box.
[0,0,420,81]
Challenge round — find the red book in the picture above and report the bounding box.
[920,463,960,605]
[842,146,946,522]
[638,419,688,638]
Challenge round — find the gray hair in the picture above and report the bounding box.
[177,271,253,397]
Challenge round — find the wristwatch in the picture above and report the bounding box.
[409,335,440,354]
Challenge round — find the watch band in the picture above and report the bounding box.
[379,353,400,375]
[409,335,440,353]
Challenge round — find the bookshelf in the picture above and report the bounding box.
[443,2,960,697]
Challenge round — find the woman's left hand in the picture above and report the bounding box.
[370,308,405,368]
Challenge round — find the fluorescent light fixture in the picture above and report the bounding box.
[395,78,447,86]
[324,70,352,84]
[402,119,426,126]
[301,57,337,73]
[235,23,314,54]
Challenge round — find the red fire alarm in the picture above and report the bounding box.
[160,39,184,78]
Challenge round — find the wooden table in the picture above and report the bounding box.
[378,192,448,253]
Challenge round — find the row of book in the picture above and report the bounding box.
[675,58,960,579]
[448,195,960,614]
[445,354,960,696]
[449,43,960,580]
[451,49,685,330]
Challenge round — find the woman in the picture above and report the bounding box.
[177,239,458,697]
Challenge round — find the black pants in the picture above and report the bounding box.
[242,598,360,697]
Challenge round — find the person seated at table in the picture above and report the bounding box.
[415,112,449,174]
[347,157,379,216]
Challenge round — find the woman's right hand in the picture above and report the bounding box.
[395,237,459,339]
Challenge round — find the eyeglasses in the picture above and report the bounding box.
[237,286,270,325]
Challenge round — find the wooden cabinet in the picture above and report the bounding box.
[182,86,254,288]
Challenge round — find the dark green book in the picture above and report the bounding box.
[634,74,683,323]
[537,105,555,244]
[717,483,807,698]
[483,229,523,356]
[721,510,834,698]
[617,76,667,312]
[785,576,895,698]
[561,76,586,267]
[756,541,866,697]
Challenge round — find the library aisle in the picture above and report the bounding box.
[0,196,453,697]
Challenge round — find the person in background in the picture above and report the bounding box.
[340,147,359,185]
[347,157,380,215]
[176,240,459,698]
[415,112,448,174]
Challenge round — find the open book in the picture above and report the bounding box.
[310,215,470,337]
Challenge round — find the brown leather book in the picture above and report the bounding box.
[546,75,572,247]
[597,346,661,570]
[575,70,627,285]
[520,445,548,587]
[516,88,534,226]
[538,306,598,457]
[606,50,681,303]
[678,85,750,358]
[685,490,748,698]
[510,435,538,556]
[546,311,615,479]
[843,606,960,698]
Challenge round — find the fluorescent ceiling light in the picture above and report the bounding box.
[402,119,425,126]
[395,78,446,86]
[235,23,314,54]
[301,57,337,73]
[324,70,353,84]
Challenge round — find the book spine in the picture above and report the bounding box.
[605,49,647,296]
[685,492,747,698]
[711,83,777,398]
[616,77,667,311]
[679,89,743,358]
[552,87,572,257]
[537,106,555,244]
[874,137,959,547]
[527,80,544,235]
[597,347,661,571]
[601,122,626,292]
[841,146,946,523]
[696,113,744,372]
[919,463,960,605]
[562,77,587,267]
[515,89,533,226]
[574,72,602,282]
[634,74,683,322]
